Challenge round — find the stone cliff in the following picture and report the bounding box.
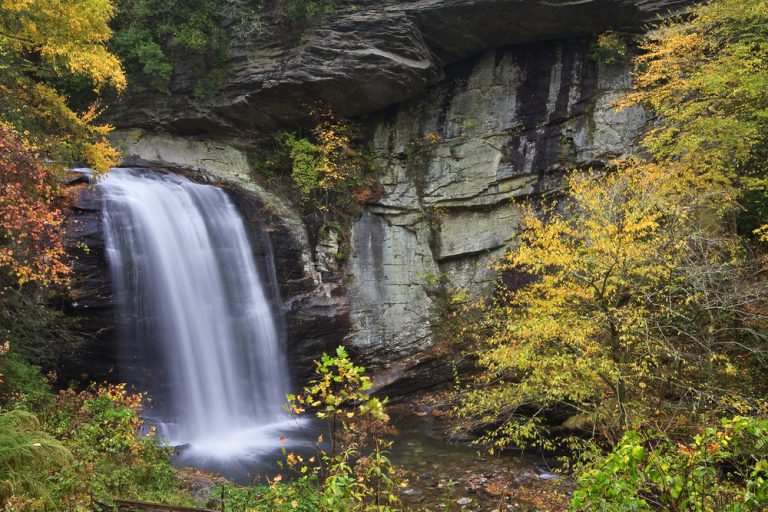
[109,0,683,138]
[69,0,685,391]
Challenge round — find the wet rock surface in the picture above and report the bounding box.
[61,182,117,382]
[62,168,349,385]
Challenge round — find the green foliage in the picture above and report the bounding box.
[111,0,229,100]
[277,113,370,205]
[0,410,73,510]
[36,384,188,509]
[589,31,628,65]
[210,476,321,511]
[202,348,402,512]
[279,131,323,201]
[0,354,50,404]
[285,346,403,511]
[0,362,190,511]
[110,27,173,92]
[455,2,768,508]
[571,416,768,511]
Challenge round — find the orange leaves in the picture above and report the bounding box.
[0,122,70,286]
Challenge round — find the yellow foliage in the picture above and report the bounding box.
[620,0,768,234]
[0,0,125,171]
[0,0,125,91]
[458,159,767,449]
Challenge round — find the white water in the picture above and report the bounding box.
[100,168,296,464]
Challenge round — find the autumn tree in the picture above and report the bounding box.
[456,0,768,453]
[0,0,126,173]
[621,0,768,236]
[456,159,768,450]
[0,0,125,286]
[0,124,69,286]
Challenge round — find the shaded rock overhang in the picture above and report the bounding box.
[107,0,690,140]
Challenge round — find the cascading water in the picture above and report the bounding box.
[100,168,304,476]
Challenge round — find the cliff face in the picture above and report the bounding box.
[72,0,684,391]
[347,41,645,376]
[108,0,683,139]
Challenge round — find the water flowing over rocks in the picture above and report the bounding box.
[67,0,689,393]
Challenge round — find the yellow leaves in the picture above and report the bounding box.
[459,146,748,447]
[0,0,126,91]
[753,224,768,241]
[82,138,119,175]
[619,0,765,232]
[311,116,363,189]
[0,0,126,179]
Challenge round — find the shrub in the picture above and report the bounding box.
[0,352,50,407]
[276,113,370,207]
[209,476,321,512]
[590,31,628,65]
[260,112,376,250]
[284,346,403,511]
[39,384,188,509]
[571,416,768,511]
[0,374,190,510]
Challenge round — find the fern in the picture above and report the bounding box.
[0,410,72,504]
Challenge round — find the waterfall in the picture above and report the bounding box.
[100,168,295,464]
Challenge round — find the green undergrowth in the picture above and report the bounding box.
[0,353,191,511]
[209,477,321,512]
[572,417,768,510]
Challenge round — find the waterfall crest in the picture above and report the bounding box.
[100,168,292,461]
